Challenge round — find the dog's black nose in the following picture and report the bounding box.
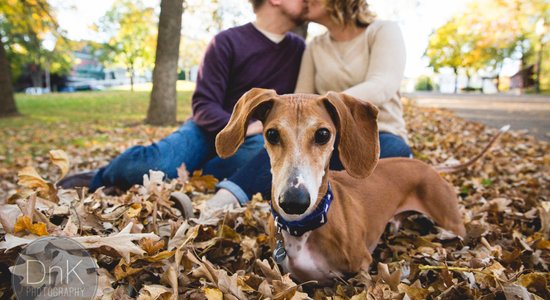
[279,187,310,215]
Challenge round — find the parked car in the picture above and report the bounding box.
[24,87,51,95]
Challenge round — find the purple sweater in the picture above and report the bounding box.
[191,23,305,133]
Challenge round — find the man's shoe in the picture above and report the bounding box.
[57,171,97,190]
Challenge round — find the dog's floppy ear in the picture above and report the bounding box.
[322,92,380,178]
[216,88,277,158]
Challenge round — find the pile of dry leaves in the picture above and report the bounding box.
[0,102,548,299]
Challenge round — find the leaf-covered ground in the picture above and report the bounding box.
[0,99,548,299]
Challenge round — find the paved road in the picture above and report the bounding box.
[404,92,550,142]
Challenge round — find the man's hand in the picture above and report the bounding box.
[245,120,263,136]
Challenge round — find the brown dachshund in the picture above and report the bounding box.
[216,88,501,284]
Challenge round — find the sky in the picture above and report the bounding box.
[51,0,517,79]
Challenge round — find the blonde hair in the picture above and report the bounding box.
[324,0,376,27]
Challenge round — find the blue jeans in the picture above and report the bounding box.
[89,121,264,191]
[218,132,412,205]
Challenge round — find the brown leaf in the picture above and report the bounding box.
[161,265,178,297]
[539,202,550,237]
[168,221,192,251]
[114,259,143,281]
[137,284,172,300]
[126,203,143,219]
[142,250,175,262]
[377,262,402,291]
[17,166,49,192]
[516,273,550,299]
[140,238,165,255]
[203,287,223,300]
[398,280,431,300]
[188,170,218,192]
[49,149,70,180]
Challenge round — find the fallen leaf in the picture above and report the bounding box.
[0,234,38,250]
[188,170,218,192]
[114,259,143,281]
[17,166,49,192]
[73,222,160,262]
[0,204,23,234]
[203,287,223,300]
[377,262,402,291]
[49,149,70,180]
[137,284,172,300]
[14,215,48,236]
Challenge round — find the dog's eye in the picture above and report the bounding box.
[266,129,280,145]
[314,128,331,145]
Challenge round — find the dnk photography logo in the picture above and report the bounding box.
[10,237,98,300]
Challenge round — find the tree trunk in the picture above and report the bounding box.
[129,67,135,92]
[30,64,43,87]
[453,68,458,93]
[0,33,19,117]
[146,0,183,126]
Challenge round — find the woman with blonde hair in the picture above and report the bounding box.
[207,0,411,209]
[296,0,408,148]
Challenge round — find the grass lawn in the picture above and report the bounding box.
[0,81,195,183]
[1,81,195,126]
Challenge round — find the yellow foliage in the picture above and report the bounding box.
[13,216,48,236]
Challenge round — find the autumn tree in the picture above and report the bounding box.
[0,0,70,117]
[96,0,156,92]
[426,0,550,92]
[462,0,526,91]
[425,18,468,93]
[146,0,184,126]
[518,0,550,91]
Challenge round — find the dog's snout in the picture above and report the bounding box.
[279,186,310,215]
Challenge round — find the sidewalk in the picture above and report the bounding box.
[404,92,550,142]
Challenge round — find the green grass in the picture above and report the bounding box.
[0,81,195,127]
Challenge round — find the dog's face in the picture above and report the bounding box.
[216,88,380,221]
[262,94,337,220]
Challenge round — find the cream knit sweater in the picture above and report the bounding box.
[295,20,408,141]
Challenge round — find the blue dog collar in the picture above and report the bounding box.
[271,182,334,237]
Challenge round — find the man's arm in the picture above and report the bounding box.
[192,35,233,133]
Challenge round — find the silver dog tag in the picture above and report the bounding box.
[273,240,286,264]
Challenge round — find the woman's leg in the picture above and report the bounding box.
[378,132,412,158]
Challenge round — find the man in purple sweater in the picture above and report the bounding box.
[59,0,306,193]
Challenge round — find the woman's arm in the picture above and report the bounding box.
[294,45,316,93]
[344,21,406,107]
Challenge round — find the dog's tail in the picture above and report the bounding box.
[434,125,510,174]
